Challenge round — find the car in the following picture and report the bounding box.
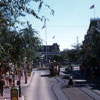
[65,66,71,72]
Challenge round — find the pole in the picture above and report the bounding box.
[45,19,47,63]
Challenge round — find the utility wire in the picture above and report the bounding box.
[32,26,87,27]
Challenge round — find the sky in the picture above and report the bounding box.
[20,0,100,51]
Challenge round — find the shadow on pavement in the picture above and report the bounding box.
[62,75,69,80]
[62,70,100,92]
[41,74,54,78]
[61,71,70,74]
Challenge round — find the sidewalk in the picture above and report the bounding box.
[73,70,100,84]
[0,71,34,100]
[61,70,100,100]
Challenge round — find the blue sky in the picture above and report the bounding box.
[20,0,100,51]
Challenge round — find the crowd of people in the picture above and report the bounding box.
[0,72,14,96]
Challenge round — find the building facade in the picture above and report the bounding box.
[83,18,100,59]
[82,18,100,77]
[38,43,60,63]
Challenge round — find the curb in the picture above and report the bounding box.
[20,71,35,100]
[21,71,35,87]
[52,77,69,100]
[53,83,68,100]
[19,95,24,100]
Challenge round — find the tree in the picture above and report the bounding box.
[0,0,54,79]
[19,22,41,62]
[61,44,82,65]
[0,0,54,28]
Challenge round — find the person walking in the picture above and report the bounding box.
[0,77,5,96]
[70,65,73,73]
[68,75,74,87]
[57,63,61,76]
[9,74,12,87]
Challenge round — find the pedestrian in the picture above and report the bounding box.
[52,60,57,76]
[68,75,73,87]
[5,74,9,87]
[70,65,73,73]
[0,77,5,96]
[17,80,21,97]
[57,63,61,76]
[9,75,12,87]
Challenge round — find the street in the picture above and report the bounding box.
[22,70,59,100]
[21,69,100,100]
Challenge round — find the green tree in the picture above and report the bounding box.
[61,44,82,65]
[0,0,54,28]
[19,22,41,62]
[0,0,53,79]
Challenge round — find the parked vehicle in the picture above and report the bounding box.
[65,66,71,72]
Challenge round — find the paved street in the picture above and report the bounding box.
[20,68,100,100]
[22,70,60,100]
